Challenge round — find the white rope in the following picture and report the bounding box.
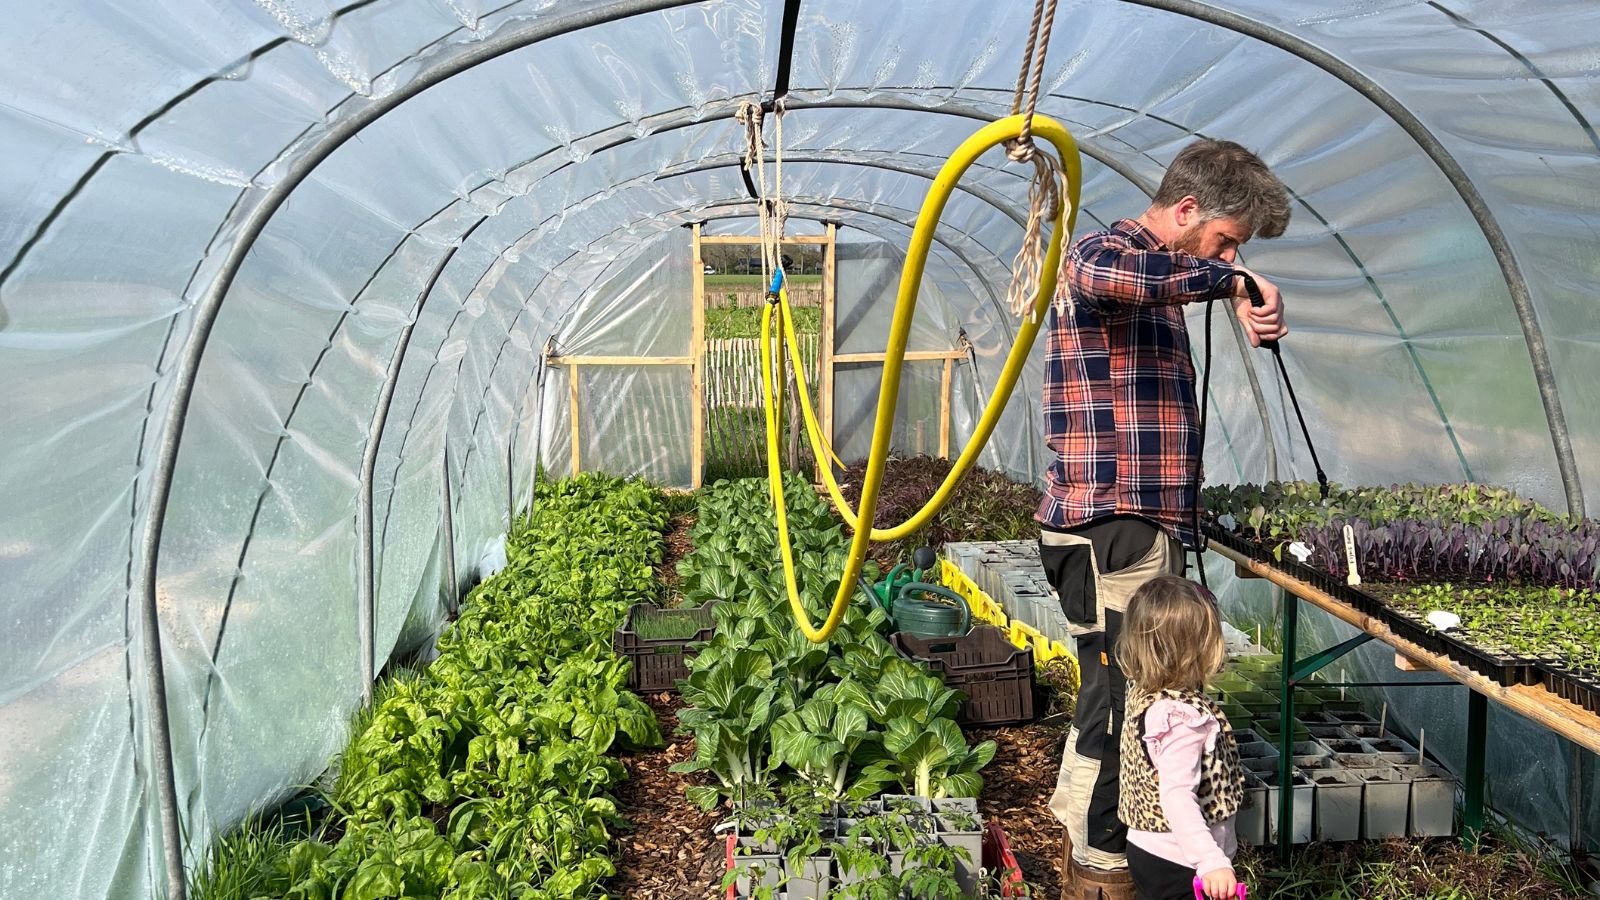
[1003,0,1069,323]
[737,100,789,290]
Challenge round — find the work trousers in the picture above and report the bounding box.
[1040,515,1184,871]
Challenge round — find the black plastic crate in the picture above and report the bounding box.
[614,600,718,693]
[891,625,1035,726]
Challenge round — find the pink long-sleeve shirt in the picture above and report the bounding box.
[1126,698,1237,876]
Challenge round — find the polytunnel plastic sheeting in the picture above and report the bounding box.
[2,0,1599,895]
[402,160,1050,481]
[829,230,1040,481]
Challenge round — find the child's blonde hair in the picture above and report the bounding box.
[1116,575,1226,694]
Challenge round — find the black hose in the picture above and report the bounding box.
[1191,271,1329,577]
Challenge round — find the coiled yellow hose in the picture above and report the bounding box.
[762,113,1081,642]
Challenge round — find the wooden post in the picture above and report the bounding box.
[568,365,580,477]
[690,224,705,489]
[939,356,953,460]
[819,223,837,479]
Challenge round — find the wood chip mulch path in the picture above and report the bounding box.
[970,720,1071,898]
[656,513,697,602]
[610,694,726,899]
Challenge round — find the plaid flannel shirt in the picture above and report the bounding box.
[1035,219,1237,548]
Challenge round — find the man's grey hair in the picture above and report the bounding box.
[1151,139,1290,239]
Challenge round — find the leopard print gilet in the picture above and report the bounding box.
[1118,686,1246,832]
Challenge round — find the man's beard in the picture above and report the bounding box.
[1170,221,1207,256]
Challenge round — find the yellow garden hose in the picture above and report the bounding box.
[762,113,1082,642]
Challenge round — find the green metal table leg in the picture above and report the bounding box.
[1463,690,1487,850]
[1277,588,1297,860]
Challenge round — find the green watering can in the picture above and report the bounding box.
[860,548,972,638]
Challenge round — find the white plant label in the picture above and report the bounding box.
[1288,541,1312,563]
[1426,610,1462,632]
[1343,524,1361,586]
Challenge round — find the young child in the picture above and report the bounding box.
[1115,575,1246,900]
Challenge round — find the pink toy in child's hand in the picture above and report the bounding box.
[1192,875,1248,899]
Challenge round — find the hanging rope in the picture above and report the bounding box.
[737,99,789,288]
[1002,0,1068,323]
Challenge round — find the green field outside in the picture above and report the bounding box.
[704,273,823,287]
[705,304,820,339]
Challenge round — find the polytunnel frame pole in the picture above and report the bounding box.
[443,447,458,618]
[1127,0,1583,516]
[132,6,694,893]
[356,235,466,704]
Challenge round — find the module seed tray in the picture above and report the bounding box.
[1205,524,1560,691]
[614,600,718,693]
[891,625,1035,726]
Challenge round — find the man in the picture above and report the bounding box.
[1037,139,1290,885]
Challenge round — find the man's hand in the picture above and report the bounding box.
[1199,866,1238,899]
[1231,266,1288,348]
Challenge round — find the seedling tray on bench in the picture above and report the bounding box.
[891,625,1035,726]
[614,600,717,693]
[1205,524,1582,698]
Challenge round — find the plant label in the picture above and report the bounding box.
[1343,525,1361,586]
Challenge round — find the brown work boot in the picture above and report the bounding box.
[1066,858,1135,900]
[1058,829,1074,899]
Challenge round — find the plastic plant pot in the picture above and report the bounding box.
[1358,767,1411,839]
[1311,767,1364,842]
[1291,692,1326,714]
[1235,741,1280,761]
[1307,725,1356,742]
[1242,755,1279,775]
[1366,736,1419,755]
[1290,740,1332,769]
[1235,653,1282,674]
[1296,710,1340,725]
[1324,739,1372,757]
[1232,727,1265,745]
[1212,672,1256,693]
[1219,701,1251,725]
[1230,691,1281,719]
[783,855,834,899]
[1237,773,1269,846]
[880,794,933,815]
[1256,720,1312,744]
[1264,770,1316,844]
[1393,763,1457,837]
[933,798,983,896]
[733,851,783,895]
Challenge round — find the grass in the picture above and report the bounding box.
[1233,830,1590,899]
[705,273,822,287]
[706,303,820,339]
[188,814,298,900]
